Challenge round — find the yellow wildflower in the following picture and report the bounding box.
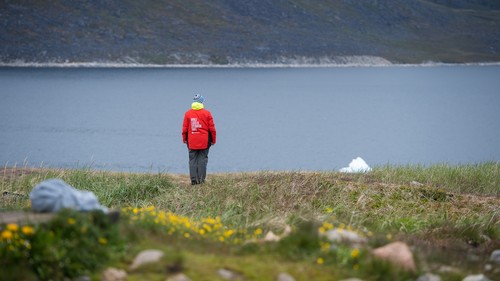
[254,228,263,236]
[325,207,333,213]
[1,230,13,240]
[351,248,360,259]
[7,223,18,232]
[21,226,35,235]
[67,218,76,225]
[316,257,324,265]
[204,217,216,224]
[219,236,225,242]
[98,237,108,245]
[184,233,190,238]
[320,242,331,252]
[318,227,326,234]
[322,222,333,230]
[199,229,206,235]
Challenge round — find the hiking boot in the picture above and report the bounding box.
[191,180,198,185]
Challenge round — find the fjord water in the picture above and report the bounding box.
[1,66,499,173]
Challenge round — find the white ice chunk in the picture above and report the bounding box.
[339,157,372,173]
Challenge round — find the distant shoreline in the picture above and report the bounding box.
[1,61,500,69]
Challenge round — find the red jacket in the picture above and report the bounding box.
[182,103,216,150]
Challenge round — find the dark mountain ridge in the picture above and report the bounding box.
[1,0,499,65]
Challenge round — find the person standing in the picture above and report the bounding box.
[182,94,217,185]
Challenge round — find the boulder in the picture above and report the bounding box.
[372,242,416,271]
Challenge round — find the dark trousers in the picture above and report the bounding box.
[188,148,209,183]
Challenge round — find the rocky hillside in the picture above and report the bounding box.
[1,0,500,65]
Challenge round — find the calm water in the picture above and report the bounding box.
[1,66,499,173]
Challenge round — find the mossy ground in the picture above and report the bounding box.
[1,163,498,280]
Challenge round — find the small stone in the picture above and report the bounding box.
[166,273,191,281]
[101,267,127,281]
[411,181,424,187]
[417,273,441,281]
[129,249,164,270]
[490,249,500,264]
[322,229,367,246]
[462,274,491,281]
[264,231,281,242]
[437,265,461,274]
[372,241,416,271]
[218,268,243,280]
[277,272,295,281]
[484,264,492,271]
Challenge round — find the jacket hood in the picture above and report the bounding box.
[191,102,204,110]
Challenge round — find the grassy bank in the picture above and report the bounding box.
[1,163,499,280]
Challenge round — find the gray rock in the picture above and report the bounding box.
[411,181,424,187]
[277,272,295,281]
[321,229,367,246]
[218,268,243,280]
[490,249,500,264]
[167,273,191,281]
[438,265,461,274]
[417,273,441,281]
[462,274,491,281]
[29,178,108,213]
[129,249,164,270]
[101,267,127,281]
